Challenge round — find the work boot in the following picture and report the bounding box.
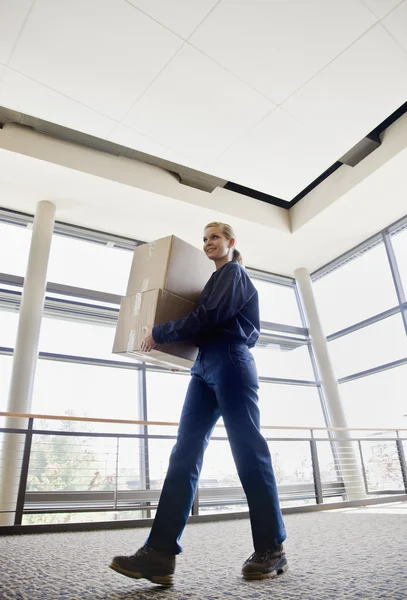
[109,544,175,586]
[242,544,288,580]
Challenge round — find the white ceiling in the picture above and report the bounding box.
[0,145,288,273]
[0,0,406,279]
[0,109,406,276]
[0,0,406,200]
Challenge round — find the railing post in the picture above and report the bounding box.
[191,488,199,516]
[310,431,323,504]
[396,434,407,493]
[113,437,120,515]
[138,365,151,519]
[14,418,34,526]
[358,440,369,494]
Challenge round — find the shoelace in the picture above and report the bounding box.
[246,548,281,564]
[135,545,152,558]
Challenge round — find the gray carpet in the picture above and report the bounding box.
[1,504,407,600]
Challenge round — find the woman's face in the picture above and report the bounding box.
[203,226,233,261]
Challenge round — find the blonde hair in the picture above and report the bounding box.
[204,221,243,265]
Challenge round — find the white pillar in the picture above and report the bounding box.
[0,201,55,525]
[295,267,366,501]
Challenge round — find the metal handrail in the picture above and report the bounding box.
[2,412,407,432]
[1,412,407,528]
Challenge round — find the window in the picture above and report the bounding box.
[46,234,133,295]
[252,344,314,380]
[268,440,314,485]
[32,360,140,426]
[200,439,238,487]
[252,279,302,326]
[38,315,134,363]
[328,313,407,379]
[361,440,405,492]
[391,226,407,294]
[0,222,32,277]
[0,355,12,414]
[0,308,19,349]
[27,434,118,492]
[148,439,175,488]
[259,383,326,430]
[313,242,398,334]
[339,365,407,429]
[146,372,190,425]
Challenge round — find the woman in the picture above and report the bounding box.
[110,222,287,585]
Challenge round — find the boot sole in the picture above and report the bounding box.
[109,562,174,586]
[243,562,289,581]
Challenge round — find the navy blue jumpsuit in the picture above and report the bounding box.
[147,260,286,554]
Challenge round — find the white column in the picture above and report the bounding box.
[295,267,366,501]
[0,201,56,525]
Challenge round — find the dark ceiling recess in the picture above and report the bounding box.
[225,99,407,210]
[223,181,291,209]
[289,161,343,208]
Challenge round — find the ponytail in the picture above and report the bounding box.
[232,248,243,265]
[204,221,243,265]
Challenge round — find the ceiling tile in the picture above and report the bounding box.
[382,1,407,51]
[361,0,404,19]
[189,0,376,104]
[125,0,219,39]
[107,124,189,164]
[0,68,117,137]
[122,44,274,164]
[207,108,340,199]
[283,24,407,158]
[0,0,33,64]
[8,0,183,119]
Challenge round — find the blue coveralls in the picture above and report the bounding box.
[148,260,286,555]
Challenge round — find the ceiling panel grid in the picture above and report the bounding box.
[0,0,406,202]
[7,0,184,118]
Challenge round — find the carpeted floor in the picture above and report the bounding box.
[1,504,407,600]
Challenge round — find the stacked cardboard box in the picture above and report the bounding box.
[113,235,213,370]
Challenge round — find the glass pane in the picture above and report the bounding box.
[252,344,314,380]
[0,297,134,363]
[201,439,238,487]
[0,222,32,276]
[32,360,140,424]
[316,440,342,485]
[0,309,19,348]
[47,234,133,295]
[392,227,407,293]
[146,372,190,424]
[27,434,118,492]
[148,439,175,489]
[339,365,407,429]
[252,279,301,326]
[0,355,12,414]
[268,440,314,485]
[259,383,326,430]
[329,313,407,379]
[38,316,135,362]
[360,440,404,492]
[313,242,398,334]
[118,438,143,491]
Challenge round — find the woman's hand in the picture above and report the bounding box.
[141,326,157,352]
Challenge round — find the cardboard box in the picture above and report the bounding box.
[113,289,197,370]
[126,235,213,302]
